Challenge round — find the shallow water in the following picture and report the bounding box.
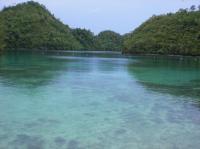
[0,51,200,149]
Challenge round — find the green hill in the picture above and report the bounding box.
[0,1,123,52]
[96,30,123,51]
[71,28,97,50]
[123,9,200,56]
[72,29,123,51]
[0,1,82,51]
[5,1,200,54]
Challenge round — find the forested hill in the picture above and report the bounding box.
[0,1,123,51]
[71,29,123,51]
[96,31,123,51]
[0,1,83,51]
[123,8,200,56]
[71,28,98,50]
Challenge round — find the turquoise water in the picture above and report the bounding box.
[0,52,200,149]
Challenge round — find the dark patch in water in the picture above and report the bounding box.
[140,81,200,102]
[0,134,8,142]
[48,119,60,124]
[151,117,164,124]
[190,79,200,84]
[0,121,6,129]
[85,142,105,149]
[25,122,40,128]
[89,102,100,107]
[67,139,83,149]
[11,134,45,149]
[37,118,47,123]
[115,129,127,135]
[84,113,95,117]
[104,118,110,121]
[54,137,66,146]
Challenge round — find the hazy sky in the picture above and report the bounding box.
[0,0,199,34]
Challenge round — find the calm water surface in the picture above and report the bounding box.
[0,51,200,149]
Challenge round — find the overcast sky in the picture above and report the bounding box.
[0,0,199,34]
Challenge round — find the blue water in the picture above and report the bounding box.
[0,51,200,149]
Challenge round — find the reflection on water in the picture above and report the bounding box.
[128,56,200,100]
[0,52,69,88]
[0,52,200,149]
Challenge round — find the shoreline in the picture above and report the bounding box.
[4,49,200,59]
[122,52,200,59]
[5,49,122,54]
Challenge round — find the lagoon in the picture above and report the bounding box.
[0,51,200,149]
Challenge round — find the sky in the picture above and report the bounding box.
[0,0,199,34]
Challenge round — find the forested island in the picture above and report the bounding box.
[123,6,200,56]
[0,1,200,56]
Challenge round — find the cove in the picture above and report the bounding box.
[0,51,200,149]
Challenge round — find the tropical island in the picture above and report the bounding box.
[0,1,200,56]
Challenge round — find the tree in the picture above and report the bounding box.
[190,5,196,11]
[178,8,187,13]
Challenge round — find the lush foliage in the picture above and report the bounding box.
[3,1,199,55]
[71,28,97,50]
[96,31,123,51]
[72,29,123,51]
[0,1,82,50]
[0,1,122,51]
[0,16,5,52]
[123,8,200,56]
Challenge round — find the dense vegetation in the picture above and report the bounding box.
[0,15,5,52]
[0,1,122,51]
[71,29,123,51]
[71,28,97,50]
[96,31,123,51]
[1,1,200,55]
[123,6,200,56]
[0,1,83,51]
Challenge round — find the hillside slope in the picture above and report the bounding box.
[123,10,200,56]
[0,1,82,50]
[96,31,123,51]
[71,28,97,50]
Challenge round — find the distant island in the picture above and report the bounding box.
[0,1,200,56]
